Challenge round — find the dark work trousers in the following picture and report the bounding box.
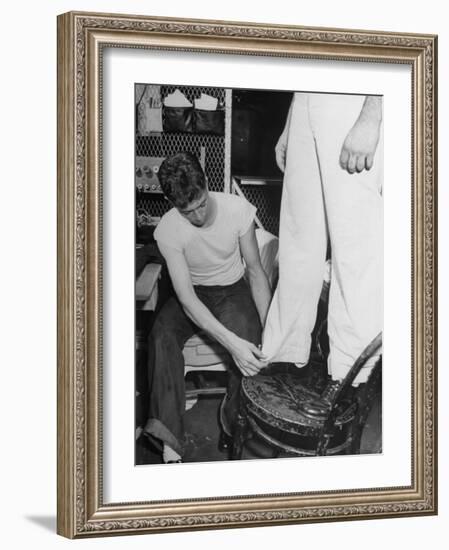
[144,277,262,456]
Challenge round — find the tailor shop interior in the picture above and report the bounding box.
[135,84,382,465]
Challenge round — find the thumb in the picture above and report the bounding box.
[251,345,267,360]
[339,146,350,169]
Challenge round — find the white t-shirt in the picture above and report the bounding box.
[154,192,257,286]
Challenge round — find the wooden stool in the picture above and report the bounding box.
[232,333,382,459]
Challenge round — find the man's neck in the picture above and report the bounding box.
[200,193,217,228]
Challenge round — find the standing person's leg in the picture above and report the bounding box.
[202,279,262,437]
[310,93,383,384]
[144,297,197,457]
[262,93,328,366]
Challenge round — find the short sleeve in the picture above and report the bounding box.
[237,197,257,237]
[154,212,184,252]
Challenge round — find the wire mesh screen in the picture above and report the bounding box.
[136,193,170,221]
[237,185,283,236]
[136,84,282,235]
[136,84,226,222]
[160,85,226,106]
[136,134,225,192]
[137,184,283,236]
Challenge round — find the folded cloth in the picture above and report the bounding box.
[194,93,218,111]
[163,89,192,107]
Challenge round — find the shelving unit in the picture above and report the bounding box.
[135,85,288,236]
[232,176,283,236]
[136,85,230,222]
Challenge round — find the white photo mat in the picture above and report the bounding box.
[103,47,411,504]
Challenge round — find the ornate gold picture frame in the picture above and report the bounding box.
[57,11,437,538]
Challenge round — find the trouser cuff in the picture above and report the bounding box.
[144,418,183,455]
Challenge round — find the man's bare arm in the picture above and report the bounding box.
[158,242,267,376]
[239,222,272,327]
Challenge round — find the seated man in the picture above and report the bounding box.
[143,151,272,463]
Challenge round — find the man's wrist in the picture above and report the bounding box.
[220,329,238,352]
[361,96,382,123]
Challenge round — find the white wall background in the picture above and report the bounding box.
[0,1,446,548]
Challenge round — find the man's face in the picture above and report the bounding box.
[177,190,209,227]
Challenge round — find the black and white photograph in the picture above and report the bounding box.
[2,0,444,543]
[135,83,383,466]
[53,7,437,539]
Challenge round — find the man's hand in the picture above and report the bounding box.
[228,335,268,376]
[339,96,382,174]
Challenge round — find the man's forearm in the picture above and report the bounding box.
[247,268,272,327]
[175,291,267,375]
[359,95,382,123]
[177,292,236,351]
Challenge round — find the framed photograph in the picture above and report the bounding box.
[57,11,437,538]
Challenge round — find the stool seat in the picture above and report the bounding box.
[239,373,358,456]
[232,334,383,459]
[241,373,357,434]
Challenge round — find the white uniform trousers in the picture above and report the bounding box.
[262,92,383,384]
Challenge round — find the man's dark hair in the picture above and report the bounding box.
[158,152,206,208]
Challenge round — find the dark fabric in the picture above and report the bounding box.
[194,109,225,135]
[145,277,262,455]
[163,106,194,133]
